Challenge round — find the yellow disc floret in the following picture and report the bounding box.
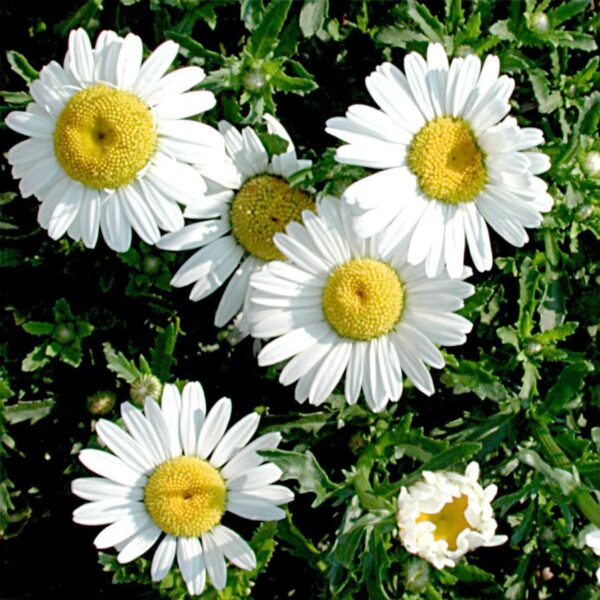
[322,258,404,341]
[416,494,470,551]
[230,175,314,261]
[144,456,226,537]
[407,116,487,204]
[53,84,156,190]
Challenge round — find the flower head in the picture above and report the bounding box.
[6,28,223,251]
[326,43,552,278]
[158,115,313,330]
[584,528,600,584]
[397,462,507,569]
[248,197,474,412]
[72,381,293,595]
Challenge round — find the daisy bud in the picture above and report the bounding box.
[130,374,162,406]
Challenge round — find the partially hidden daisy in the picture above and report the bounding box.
[397,462,507,569]
[157,115,313,330]
[326,43,552,278]
[6,28,223,251]
[72,381,293,595]
[248,196,474,412]
[584,528,600,584]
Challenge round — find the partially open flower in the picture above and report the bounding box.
[397,462,507,569]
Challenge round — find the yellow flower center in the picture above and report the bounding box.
[230,175,314,261]
[322,258,404,341]
[416,494,470,551]
[53,84,156,190]
[144,456,226,537]
[407,116,487,204]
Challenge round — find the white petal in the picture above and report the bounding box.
[117,521,162,563]
[177,537,206,596]
[6,110,54,138]
[197,397,232,459]
[210,525,256,571]
[226,493,286,521]
[71,477,143,502]
[201,531,227,591]
[121,186,161,245]
[214,256,258,327]
[101,193,132,252]
[226,463,282,491]
[180,381,207,456]
[73,499,145,526]
[151,534,177,582]
[157,219,229,252]
[79,449,147,487]
[134,40,179,98]
[210,412,260,468]
[94,512,152,549]
[116,33,143,89]
[95,419,154,474]
[160,384,183,457]
[220,432,282,480]
[154,91,216,119]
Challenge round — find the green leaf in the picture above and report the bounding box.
[150,322,177,382]
[4,399,55,425]
[60,345,83,367]
[528,69,562,114]
[103,342,142,384]
[6,51,38,83]
[240,0,266,31]
[518,254,544,339]
[407,0,445,42]
[541,361,593,415]
[529,322,578,345]
[260,449,340,507]
[21,346,49,372]
[270,69,317,94]
[21,321,53,336]
[256,132,289,157]
[548,0,588,26]
[165,31,225,65]
[440,359,510,402]
[0,90,30,105]
[299,0,329,38]
[249,0,293,59]
[376,26,428,47]
[420,442,482,472]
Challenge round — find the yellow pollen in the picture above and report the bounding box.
[53,84,156,190]
[407,116,487,204]
[416,494,470,551]
[322,258,404,341]
[144,456,226,537]
[230,175,314,261]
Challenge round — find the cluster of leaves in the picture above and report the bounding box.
[0,0,598,598]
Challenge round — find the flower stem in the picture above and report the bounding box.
[532,422,600,527]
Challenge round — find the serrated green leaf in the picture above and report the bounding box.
[299,0,328,38]
[376,26,428,47]
[529,322,578,345]
[420,442,482,472]
[249,0,293,59]
[548,0,588,26]
[4,399,55,425]
[240,0,266,31]
[440,359,509,402]
[260,449,340,507]
[407,0,445,42]
[541,361,593,414]
[21,346,49,372]
[528,69,562,114]
[103,342,142,384]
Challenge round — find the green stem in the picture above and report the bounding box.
[532,423,600,527]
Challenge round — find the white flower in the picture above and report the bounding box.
[6,28,224,251]
[584,528,600,584]
[248,196,473,412]
[72,381,293,595]
[326,43,552,278]
[397,462,507,569]
[157,115,313,330]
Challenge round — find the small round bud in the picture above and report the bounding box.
[142,255,161,275]
[526,341,543,355]
[242,68,267,91]
[403,558,431,592]
[130,374,162,406]
[582,150,600,178]
[531,12,550,34]
[86,391,116,416]
[542,566,554,581]
[54,324,76,345]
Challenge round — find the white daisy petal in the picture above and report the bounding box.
[210,525,256,571]
[226,493,286,521]
[101,193,132,253]
[151,535,177,582]
[180,381,207,456]
[220,432,282,480]
[73,499,145,526]
[202,531,228,591]
[71,477,144,502]
[94,512,152,549]
[177,537,206,596]
[154,91,216,119]
[133,40,179,97]
[79,449,147,487]
[210,412,261,468]
[115,33,143,89]
[197,397,232,459]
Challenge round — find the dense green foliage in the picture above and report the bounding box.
[0,0,599,597]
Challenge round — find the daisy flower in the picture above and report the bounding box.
[72,381,293,595]
[157,115,313,330]
[6,28,223,251]
[326,43,552,278]
[248,196,474,412]
[397,462,507,569]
